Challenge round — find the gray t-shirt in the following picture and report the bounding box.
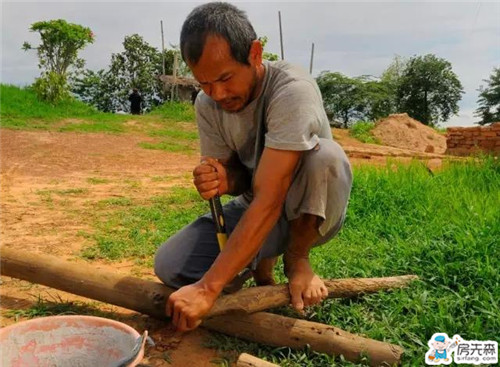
[195,60,332,204]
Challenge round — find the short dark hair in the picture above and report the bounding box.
[180,2,257,66]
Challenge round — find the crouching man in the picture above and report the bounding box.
[154,2,352,331]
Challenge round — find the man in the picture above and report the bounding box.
[154,2,352,332]
[128,88,142,115]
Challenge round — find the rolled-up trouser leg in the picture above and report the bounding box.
[284,138,352,244]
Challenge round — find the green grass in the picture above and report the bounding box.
[80,187,205,263]
[36,188,89,196]
[138,140,196,153]
[0,84,197,139]
[87,177,110,185]
[5,294,124,322]
[349,121,380,144]
[0,84,129,131]
[149,101,196,122]
[96,197,133,208]
[80,157,499,366]
[1,84,198,155]
[148,128,199,140]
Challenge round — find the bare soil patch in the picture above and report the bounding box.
[371,113,447,154]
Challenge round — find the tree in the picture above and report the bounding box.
[74,34,184,112]
[316,72,396,127]
[475,67,500,125]
[362,78,396,121]
[72,69,119,112]
[23,19,93,103]
[397,54,463,126]
[380,55,407,112]
[259,36,279,62]
[316,71,367,127]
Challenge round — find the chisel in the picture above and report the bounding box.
[209,195,227,251]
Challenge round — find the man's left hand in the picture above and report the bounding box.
[166,281,219,331]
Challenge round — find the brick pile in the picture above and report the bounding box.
[446,122,500,156]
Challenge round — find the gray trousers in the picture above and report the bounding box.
[154,139,352,289]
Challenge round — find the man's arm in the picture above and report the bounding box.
[166,147,301,331]
[202,148,301,292]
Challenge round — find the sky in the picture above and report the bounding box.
[1,1,499,127]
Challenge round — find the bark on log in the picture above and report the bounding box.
[206,314,403,367]
[236,353,279,367]
[1,247,417,318]
[1,247,170,319]
[1,248,406,365]
[210,275,418,317]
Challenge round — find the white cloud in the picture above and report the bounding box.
[444,108,480,127]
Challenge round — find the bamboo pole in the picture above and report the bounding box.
[309,42,315,74]
[160,20,165,76]
[278,11,284,60]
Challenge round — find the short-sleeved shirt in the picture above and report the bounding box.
[195,60,332,205]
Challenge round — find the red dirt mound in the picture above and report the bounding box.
[372,113,446,154]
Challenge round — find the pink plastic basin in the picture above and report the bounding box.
[0,315,144,367]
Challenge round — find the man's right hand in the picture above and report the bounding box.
[193,157,229,200]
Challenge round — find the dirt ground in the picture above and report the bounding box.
[0,128,446,366]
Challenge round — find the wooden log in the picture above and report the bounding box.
[210,275,418,317]
[205,313,403,367]
[0,246,170,319]
[1,247,418,318]
[1,248,406,365]
[236,353,279,367]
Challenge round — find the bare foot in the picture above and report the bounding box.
[284,256,328,311]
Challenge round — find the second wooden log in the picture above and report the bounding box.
[206,313,404,367]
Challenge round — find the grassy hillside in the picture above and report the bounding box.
[0,84,196,133]
[0,84,129,131]
[0,84,199,153]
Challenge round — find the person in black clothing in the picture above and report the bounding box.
[191,89,200,105]
[128,88,142,115]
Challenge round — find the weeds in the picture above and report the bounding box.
[81,157,499,366]
[349,121,380,144]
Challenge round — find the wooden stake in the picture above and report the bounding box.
[209,275,418,317]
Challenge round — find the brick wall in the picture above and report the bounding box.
[446,122,500,156]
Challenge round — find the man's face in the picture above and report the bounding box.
[188,35,261,113]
